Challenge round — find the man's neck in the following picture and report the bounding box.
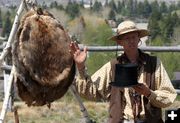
[125,49,139,63]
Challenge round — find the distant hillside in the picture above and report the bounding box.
[0,0,179,7]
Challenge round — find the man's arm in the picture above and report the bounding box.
[75,62,112,101]
[147,58,177,108]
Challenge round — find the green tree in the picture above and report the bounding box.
[80,0,84,7]
[117,1,122,13]
[90,0,93,9]
[160,2,168,13]
[143,0,151,18]
[137,2,144,16]
[108,0,117,12]
[148,36,164,46]
[92,0,102,12]
[171,12,179,26]
[108,9,116,20]
[82,21,115,74]
[168,4,176,13]
[148,18,161,40]
[150,7,161,21]
[57,4,64,10]
[104,0,109,7]
[133,0,138,16]
[154,52,180,79]
[126,0,134,16]
[42,1,47,9]
[177,1,180,9]
[160,13,174,41]
[150,0,160,19]
[82,21,114,46]
[50,1,58,8]
[0,9,2,28]
[1,11,12,37]
[65,2,80,19]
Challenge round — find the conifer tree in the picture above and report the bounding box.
[2,11,12,37]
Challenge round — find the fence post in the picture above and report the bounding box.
[0,66,15,123]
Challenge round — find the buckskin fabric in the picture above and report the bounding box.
[75,49,177,123]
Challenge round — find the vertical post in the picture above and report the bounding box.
[0,0,25,64]
[70,84,94,123]
[0,66,15,123]
[3,62,13,112]
[14,107,19,123]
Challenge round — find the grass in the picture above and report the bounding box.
[176,95,180,101]
[0,93,180,123]
[1,101,108,123]
[0,91,109,123]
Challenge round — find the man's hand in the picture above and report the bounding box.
[69,41,87,71]
[132,83,151,97]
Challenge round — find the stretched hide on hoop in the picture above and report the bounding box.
[12,9,75,106]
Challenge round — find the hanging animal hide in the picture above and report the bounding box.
[12,9,75,106]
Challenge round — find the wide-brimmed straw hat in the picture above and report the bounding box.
[110,20,149,41]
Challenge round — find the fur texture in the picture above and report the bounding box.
[12,9,75,106]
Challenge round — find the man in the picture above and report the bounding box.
[69,20,177,123]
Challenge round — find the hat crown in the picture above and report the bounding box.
[110,63,139,87]
[117,20,138,34]
[110,20,149,41]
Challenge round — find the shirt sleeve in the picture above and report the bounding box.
[148,58,177,108]
[75,62,112,101]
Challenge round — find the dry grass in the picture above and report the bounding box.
[0,100,109,123]
[0,95,180,123]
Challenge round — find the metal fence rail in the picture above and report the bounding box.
[79,45,180,52]
[1,43,180,52]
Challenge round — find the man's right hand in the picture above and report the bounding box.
[69,41,87,71]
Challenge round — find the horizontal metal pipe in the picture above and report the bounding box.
[176,89,180,94]
[0,43,180,52]
[78,45,180,52]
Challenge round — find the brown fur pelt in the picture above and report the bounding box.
[12,9,75,106]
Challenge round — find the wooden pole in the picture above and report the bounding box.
[3,62,13,112]
[14,106,19,123]
[0,66,15,123]
[0,0,25,65]
[70,84,94,123]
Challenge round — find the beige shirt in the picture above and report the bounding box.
[75,58,177,120]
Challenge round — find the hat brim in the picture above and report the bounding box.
[110,29,149,41]
[109,81,138,87]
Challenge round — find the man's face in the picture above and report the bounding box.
[116,32,140,51]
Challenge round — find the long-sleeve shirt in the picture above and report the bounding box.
[75,57,177,120]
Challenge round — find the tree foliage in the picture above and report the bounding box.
[108,0,117,12]
[148,11,180,43]
[0,9,2,28]
[65,1,80,19]
[1,11,12,37]
[92,0,102,12]
[79,17,115,74]
[108,9,116,20]
[153,52,180,79]
[50,1,58,8]
[82,19,114,46]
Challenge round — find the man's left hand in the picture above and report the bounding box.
[132,83,151,97]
